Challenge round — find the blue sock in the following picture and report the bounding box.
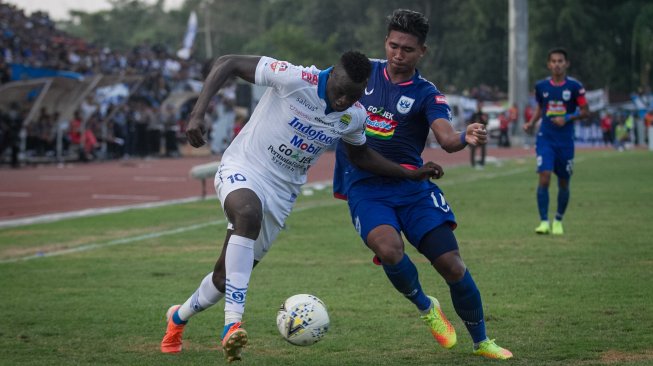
[448,269,486,344]
[556,186,570,221]
[172,310,187,325]
[537,186,549,221]
[382,254,431,311]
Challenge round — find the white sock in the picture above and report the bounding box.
[224,235,255,325]
[177,272,225,321]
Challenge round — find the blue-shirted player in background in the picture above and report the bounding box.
[523,48,589,235]
[333,9,512,360]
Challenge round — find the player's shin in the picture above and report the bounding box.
[448,269,486,344]
[176,272,225,324]
[382,254,431,311]
[224,235,255,325]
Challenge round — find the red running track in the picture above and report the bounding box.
[0,146,534,223]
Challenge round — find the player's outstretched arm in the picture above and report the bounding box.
[186,55,261,147]
[344,142,443,180]
[431,118,487,153]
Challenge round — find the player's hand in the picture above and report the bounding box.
[408,161,444,180]
[522,121,533,133]
[185,115,207,148]
[466,123,488,146]
[551,116,565,127]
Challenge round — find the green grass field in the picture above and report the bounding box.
[1,149,652,365]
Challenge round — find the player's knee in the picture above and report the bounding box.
[374,245,404,265]
[366,226,404,264]
[230,204,262,236]
[433,251,466,282]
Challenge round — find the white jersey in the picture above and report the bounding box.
[221,56,368,186]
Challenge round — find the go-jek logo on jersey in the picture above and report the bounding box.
[290,135,322,155]
[545,100,566,117]
[364,106,397,140]
[288,117,335,144]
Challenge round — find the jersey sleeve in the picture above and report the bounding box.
[255,56,303,95]
[575,82,587,107]
[425,91,452,126]
[534,83,543,105]
[340,106,367,146]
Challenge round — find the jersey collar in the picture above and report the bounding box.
[318,66,334,114]
[548,76,567,86]
[383,65,417,86]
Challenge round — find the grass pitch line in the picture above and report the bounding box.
[0,200,341,264]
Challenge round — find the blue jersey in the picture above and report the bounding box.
[534,76,587,144]
[333,60,451,199]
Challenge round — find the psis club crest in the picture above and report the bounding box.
[396,96,415,114]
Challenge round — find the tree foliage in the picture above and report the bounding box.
[62,0,652,95]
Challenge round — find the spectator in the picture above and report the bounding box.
[498,111,511,148]
[600,112,613,146]
[467,101,488,168]
[162,104,179,157]
[68,110,98,161]
[615,119,629,151]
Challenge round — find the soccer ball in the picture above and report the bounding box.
[276,294,330,346]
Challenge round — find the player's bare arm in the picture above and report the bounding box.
[551,103,590,127]
[186,55,261,147]
[344,142,443,180]
[523,104,542,133]
[431,118,487,153]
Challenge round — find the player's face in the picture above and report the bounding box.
[326,66,366,112]
[547,52,568,77]
[384,30,426,75]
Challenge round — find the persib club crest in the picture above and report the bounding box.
[396,96,415,114]
[338,113,352,129]
[562,89,571,101]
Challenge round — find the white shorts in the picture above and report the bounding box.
[214,161,300,261]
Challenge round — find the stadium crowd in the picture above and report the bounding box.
[0,2,241,166]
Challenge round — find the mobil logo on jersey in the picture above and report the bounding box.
[545,100,566,117]
[289,135,322,155]
[364,106,397,140]
[288,117,335,145]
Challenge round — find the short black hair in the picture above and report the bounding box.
[340,50,371,83]
[547,47,568,61]
[387,9,429,45]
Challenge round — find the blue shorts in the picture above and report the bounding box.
[346,178,457,248]
[536,139,574,179]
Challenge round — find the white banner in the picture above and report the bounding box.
[177,11,198,60]
[585,88,608,112]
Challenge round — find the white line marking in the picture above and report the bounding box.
[0,201,340,264]
[0,196,205,229]
[0,221,223,264]
[0,192,32,198]
[39,176,91,181]
[92,194,160,201]
[0,167,534,263]
[134,176,188,183]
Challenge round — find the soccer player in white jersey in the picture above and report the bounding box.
[160,51,444,362]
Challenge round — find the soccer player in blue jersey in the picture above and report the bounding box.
[333,9,512,360]
[523,48,589,235]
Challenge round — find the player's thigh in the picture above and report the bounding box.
[536,140,555,173]
[251,175,298,261]
[397,184,457,248]
[553,145,574,179]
